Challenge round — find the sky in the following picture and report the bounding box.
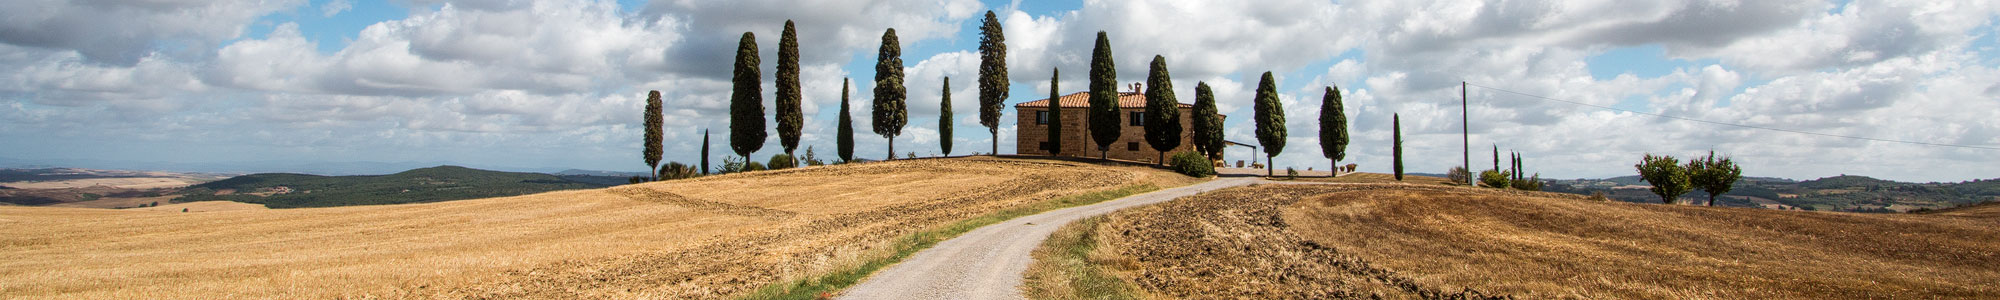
[2,0,1997,182]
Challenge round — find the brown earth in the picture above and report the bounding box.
[0,157,1192,299]
[1086,182,2000,299]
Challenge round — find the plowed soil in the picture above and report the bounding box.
[0,157,1189,299]
[1088,183,2000,299]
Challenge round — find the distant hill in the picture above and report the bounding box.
[176,166,611,208]
[1543,174,1998,213]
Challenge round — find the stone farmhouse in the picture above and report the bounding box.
[1013,89,1222,164]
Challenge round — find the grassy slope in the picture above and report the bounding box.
[176,166,608,208]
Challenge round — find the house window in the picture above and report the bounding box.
[1036,111,1050,125]
[1129,111,1145,126]
[1039,141,1051,151]
[1127,142,1140,151]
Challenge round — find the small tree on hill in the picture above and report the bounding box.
[775,20,804,166]
[1689,151,1743,206]
[873,29,908,160]
[837,78,855,162]
[643,90,663,181]
[1392,113,1403,181]
[1045,68,1063,156]
[1253,72,1286,177]
[1319,86,1347,175]
[1143,55,1182,165]
[700,129,711,174]
[939,77,954,156]
[1192,82,1223,160]
[1636,153,1692,204]
[729,32,766,162]
[977,11,1008,155]
[1087,31,1120,159]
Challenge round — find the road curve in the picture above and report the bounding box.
[837,177,1259,300]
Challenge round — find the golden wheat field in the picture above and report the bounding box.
[1085,181,2000,299]
[0,157,1190,299]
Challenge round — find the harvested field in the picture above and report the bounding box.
[1080,183,2000,299]
[0,177,202,190]
[0,157,1191,299]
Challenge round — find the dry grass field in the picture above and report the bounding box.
[1068,179,2000,299]
[0,157,1191,299]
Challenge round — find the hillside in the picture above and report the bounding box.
[174,165,609,208]
[1545,174,1999,212]
[0,157,1192,299]
[1058,182,2000,298]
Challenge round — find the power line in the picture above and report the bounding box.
[1463,82,2000,150]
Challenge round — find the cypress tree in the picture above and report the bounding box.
[1143,55,1181,165]
[1319,86,1347,175]
[775,20,803,165]
[1253,72,1286,177]
[1192,82,1222,160]
[643,90,663,180]
[1493,145,1501,173]
[977,10,1008,155]
[1046,68,1063,156]
[940,77,954,156]
[1087,31,1121,159]
[1393,113,1404,181]
[873,29,908,160]
[701,129,710,175]
[837,78,854,162]
[729,32,766,162]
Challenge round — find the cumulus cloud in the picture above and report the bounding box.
[0,0,301,65]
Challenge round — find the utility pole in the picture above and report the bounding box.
[1462,82,1470,185]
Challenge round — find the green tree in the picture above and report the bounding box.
[1086,31,1120,159]
[873,29,908,160]
[1688,151,1744,206]
[729,32,766,161]
[775,20,803,166]
[1636,153,1692,204]
[837,78,854,162]
[939,77,954,156]
[643,90,663,180]
[1318,86,1347,175]
[701,129,710,175]
[1045,68,1063,156]
[1392,113,1403,181]
[977,10,1008,155]
[1143,55,1181,165]
[1253,72,1286,177]
[1192,82,1222,160]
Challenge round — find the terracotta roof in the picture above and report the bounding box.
[1014,91,1194,108]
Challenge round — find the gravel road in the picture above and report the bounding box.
[837,177,1258,300]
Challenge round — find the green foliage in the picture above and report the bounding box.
[775,20,804,155]
[1252,72,1285,176]
[978,10,1008,155]
[940,77,954,156]
[873,28,908,160]
[701,129,712,175]
[730,32,767,159]
[644,90,663,176]
[1480,169,1512,189]
[1636,153,1692,204]
[837,78,855,162]
[1166,150,1215,177]
[174,166,607,209]
[803,146,826,166]
[1143,55,1182,164]
[1448,166,1471,185]
[743,161,767,172]
[659,162,700,180]
[1688,151,1743,206]
[767,153,796,170]
[1511,173,1543,191]
[1191,82,1223,160]
[1286,167,1300,180]
[1392,113,1403,181]
[720,156,745,173]
[1046,68,1064,156]
[1319,86,1348,172]
[1086,31,1121,157]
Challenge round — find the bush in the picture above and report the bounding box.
[1479,169,1511,189]
[1588,191,1609,201]
[1511,173,1543,191]
[1166,151,1215,177]
[659,162,700,180]
[743,161,768,172]
[1447,166,1471,185]
[804,146,826,166]
[1286,167,1299,180]
[720,156,746,173]
[767,153,796,170]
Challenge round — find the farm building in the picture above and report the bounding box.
[1013,90,1224,164]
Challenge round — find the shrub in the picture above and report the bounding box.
[659,162,700,180]
[743,161,767,172]
[1511,173,1544,191]
[1479,169,1511,189]
[1286,167,1299,180]
[627,176,645,184]
[1166,151,1215,177]
[767,153,796,170]
[1588,191,1609,201]
[804,146,826,166]
[720,156,746,173]
[1447,166,1471,185]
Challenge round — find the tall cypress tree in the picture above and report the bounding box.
[729,32,766,162]
[837,78,855,162]
[775,20,803,165]
[977,10,1008,156]
[1143,55,1181,165]
[1319,86,1347,175]
[1253,72,1286,177]
[940,77,954,156]
[1086,31,1120,159]
[872,28,907,160]
[700,129,710,175]
[1393,113,1404,181]
[1046,68,1063,156]
[643,90,663,180]
[1192,82,1222,160]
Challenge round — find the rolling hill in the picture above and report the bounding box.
[174,165,611,208]
[1545,174,1999,212]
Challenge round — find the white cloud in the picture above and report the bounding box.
[322,0,353,17]
[0,0,302,65]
